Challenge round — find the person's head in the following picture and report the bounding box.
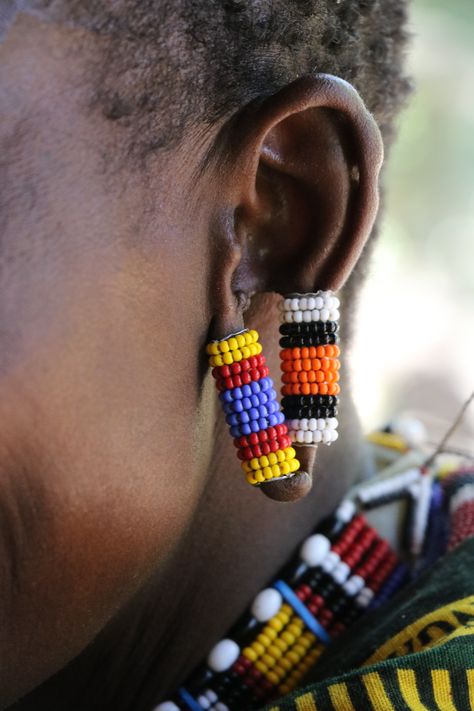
[0,1,410,705]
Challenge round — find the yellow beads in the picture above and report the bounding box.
[243,446,300,485]
[242,602,321,693]
[206,329,262,366]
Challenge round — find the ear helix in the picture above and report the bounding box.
[205,291,340,502]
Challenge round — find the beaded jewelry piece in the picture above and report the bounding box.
[154,501,407,711]
[279,292,340,446]
[153,420,474,711]
[206,291,340,492]
[207,329,301,487]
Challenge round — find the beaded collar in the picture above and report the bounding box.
[155,431,474,711]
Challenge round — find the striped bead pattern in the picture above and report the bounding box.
[155,503,402,710]
[279,293,340,445]
[207,330,301,486]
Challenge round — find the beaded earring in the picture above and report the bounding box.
[279,291,341,446]
[207,329,300,488]
[205,290,340,494]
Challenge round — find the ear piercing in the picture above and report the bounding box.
[206,291,341,493]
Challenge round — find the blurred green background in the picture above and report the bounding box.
[352,0,474,446]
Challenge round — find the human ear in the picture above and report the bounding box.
[206,73,383,335]
[202,75,383,501]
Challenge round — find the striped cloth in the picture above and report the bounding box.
[261,537,474,711]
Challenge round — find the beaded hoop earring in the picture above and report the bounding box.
[206,291,340,492]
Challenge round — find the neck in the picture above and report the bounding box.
[13,296,364,710]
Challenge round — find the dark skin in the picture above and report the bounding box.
[0,14,382,709]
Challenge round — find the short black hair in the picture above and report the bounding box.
[21,0,411,159]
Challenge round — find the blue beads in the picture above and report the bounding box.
[219,390,234,403]
[219,374,282,438]
[222,388,277,415]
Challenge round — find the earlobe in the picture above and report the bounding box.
[218,74,383,301]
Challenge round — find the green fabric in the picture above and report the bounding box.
[260,538,474,710]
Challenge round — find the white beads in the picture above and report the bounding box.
[251,588,283,622]
[343,574,365,596]
[321,550,340,573]
[280,292,340,319]
[335,499,356,523]
[356,587,374,608]
[332,560,351,584]
[300,533,331,566]
[197,689,220,709]
[153,703,180,711]
[288,419,338,446]
[207,638,240,673]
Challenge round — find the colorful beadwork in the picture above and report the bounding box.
[153,423,474,711]
[207,329,301,486]
[279,293,340,445]
[154,502,405,711]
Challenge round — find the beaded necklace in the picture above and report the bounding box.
[155,434,474,711]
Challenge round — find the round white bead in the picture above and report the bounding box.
[296,430,305,443]
[283,298,292,311]
[332,561,351,584]
[300,418,308,431]
[343,579,359,596]
[308,418,317,431]
[331,429,339,442]
[322,429,332,444]
[321,551,340,572]
[205,689,218,703]
[317,418,326,430]
[153,703,180,711]
[320,308,330,322]
[294,309,303,323]
[329,309,340,321]
[313,430,322,443]
[284,310,293,323]
[300,533,331,566]
[304,430,313,444]
[300,297,308,310]
[207,639,240,672]
[198,695,211,709]
[215,704,230,711]
[311,309,320,321]
[307,297,316,310]
[333,296,340,308]
[357,588,374,607]
[348,574,365,593]
[327,417,338,430]
[303,310,312,322]
[251,588,283,622]
[291,298,299,310]
[314,296,324,309]
[336,499,356,523]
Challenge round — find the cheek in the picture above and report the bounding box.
[0,249,213,701]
